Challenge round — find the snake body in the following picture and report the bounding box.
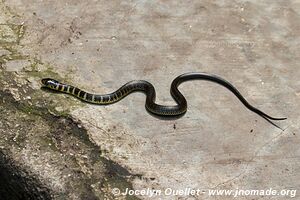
[41,72,286,122]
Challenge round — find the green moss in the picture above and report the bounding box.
[0,21,79,115]
[18,104,43,116]
[0,23,28,64]
[0,0,21,19]
[38,134,59,152]
[26,63,62,80]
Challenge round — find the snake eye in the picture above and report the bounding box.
[42,78,51,85]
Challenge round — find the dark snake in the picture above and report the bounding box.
[41,72,286,125]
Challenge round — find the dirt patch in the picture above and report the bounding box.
[0,71,140,199]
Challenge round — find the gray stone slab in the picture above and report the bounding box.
[1,0,299,199]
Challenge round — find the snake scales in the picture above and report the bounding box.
[41,72,286,124]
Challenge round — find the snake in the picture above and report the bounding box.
[41,72,286,124]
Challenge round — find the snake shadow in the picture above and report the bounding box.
[145,110,185,121]
[41,86,60,94]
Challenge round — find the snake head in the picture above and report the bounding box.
[41,78,60,89]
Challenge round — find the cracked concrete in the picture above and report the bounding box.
[1,0,299,199]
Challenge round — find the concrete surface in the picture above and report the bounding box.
[1,0,299,199]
